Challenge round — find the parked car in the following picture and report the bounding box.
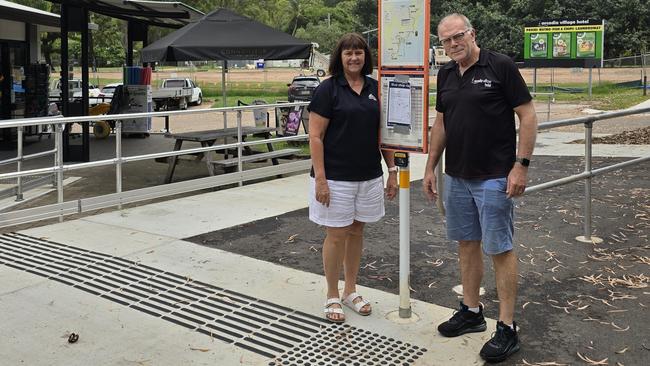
[98,83,121,100]
[158,78,202,106]
[287,75,320,102]
[49,79,101,99]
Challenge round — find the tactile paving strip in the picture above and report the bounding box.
[270,323,427,366]
[0,233,427,364]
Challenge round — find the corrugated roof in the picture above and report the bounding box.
[48,0,204,28]
[0,0,60,27]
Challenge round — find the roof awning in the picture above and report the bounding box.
[0,0,60,27]
[49,0,204,28]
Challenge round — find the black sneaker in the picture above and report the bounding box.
[437,302,487,337]
[480,321,520,363]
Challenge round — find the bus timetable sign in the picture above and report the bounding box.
[524,19,604,68]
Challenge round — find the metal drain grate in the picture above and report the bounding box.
[270,323,427,366]
[0,233,427,364]
[0,232,327,358]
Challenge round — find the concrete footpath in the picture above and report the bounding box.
[1,130,649,365]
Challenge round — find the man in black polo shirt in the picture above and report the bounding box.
[423,13,538,363]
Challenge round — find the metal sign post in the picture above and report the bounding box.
[377,0,430,320]
[394,152,411,318]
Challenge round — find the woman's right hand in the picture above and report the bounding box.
[315,177,330,207]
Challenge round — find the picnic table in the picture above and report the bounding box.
[158,126,299,183]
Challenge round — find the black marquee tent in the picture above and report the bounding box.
[141,8,312,109]
[141,8,312,63]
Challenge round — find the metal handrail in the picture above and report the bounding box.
[522,106,650,243]
[0,101,310,225]
[530,92,554,121]
[432,105,650,243]
[0,101,309,129]
[0,148,58,167]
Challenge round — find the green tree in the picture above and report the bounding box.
[91,14,126,66]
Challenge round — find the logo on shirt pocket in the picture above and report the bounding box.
[368,93,377,101]
[471,78,493,88]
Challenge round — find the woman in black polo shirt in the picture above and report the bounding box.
[308,33,398,323]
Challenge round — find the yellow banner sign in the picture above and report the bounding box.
[525,25,603,33]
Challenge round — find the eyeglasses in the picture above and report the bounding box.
[439,29,472,46]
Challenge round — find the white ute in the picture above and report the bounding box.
[153,78,202,111]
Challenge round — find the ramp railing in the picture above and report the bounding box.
[434,106,650,243]
[0,102,311,228]
[524,107,650,243]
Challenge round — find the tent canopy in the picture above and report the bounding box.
[141,8,312,62]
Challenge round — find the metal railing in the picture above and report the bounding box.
[526,107,650,242]
[2,104,649,237]
[432,106,650,243]
[0,126,59,201]
[0,102,311,227]
[530,92,554,121]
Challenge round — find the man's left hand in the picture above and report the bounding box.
[507,165,528,198]
[385,173,398,200]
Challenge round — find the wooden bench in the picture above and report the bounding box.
[159,126,281,183]
[210,148,301,168]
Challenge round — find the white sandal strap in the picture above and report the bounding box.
[325,298,342,307]
[324,298,344,315]
[324,307,344,315]
[342,292,370,311]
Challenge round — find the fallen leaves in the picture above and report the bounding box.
[521,360,569,366]
[189,347,210,352]
[577,351,609,365]
[614,346,628,354]
[522,301,541,310]
[425,259,444,267]
[579,273,649,289]
[284,234,298,243]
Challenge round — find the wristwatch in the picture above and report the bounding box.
[515,157,530,167]
[387,166,398,173]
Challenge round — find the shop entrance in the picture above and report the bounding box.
[0,41,28,147]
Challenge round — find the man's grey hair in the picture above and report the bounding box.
[438,13,473,31]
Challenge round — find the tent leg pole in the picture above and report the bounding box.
[222,60,227,109]
[222,60,227,146]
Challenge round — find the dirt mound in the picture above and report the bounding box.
[570,126,650,144]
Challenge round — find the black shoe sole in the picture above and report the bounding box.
[438,322,487,337]
[480,342,520,363]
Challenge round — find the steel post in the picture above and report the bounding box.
[16,127,24,201]
[237,110,243,187]
[576,121,603,244]
[55,124,64,222]
[399,164,411,318]
[116,121,123,210]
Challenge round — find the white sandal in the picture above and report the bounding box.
[341,292,372,316]
[324,298,345,323]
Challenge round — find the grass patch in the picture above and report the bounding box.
[209,94,286,108]
[532,82,648,110]
[200,81,287,98]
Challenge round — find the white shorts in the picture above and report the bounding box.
[309,176,385,227]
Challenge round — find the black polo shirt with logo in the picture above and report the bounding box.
[436,49,532,179]
[308,75,382,181]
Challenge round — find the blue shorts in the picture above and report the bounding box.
[443,176,514,255]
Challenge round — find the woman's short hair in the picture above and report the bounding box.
[328,33,373,76]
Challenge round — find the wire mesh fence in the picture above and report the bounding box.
[603,53,648,79]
